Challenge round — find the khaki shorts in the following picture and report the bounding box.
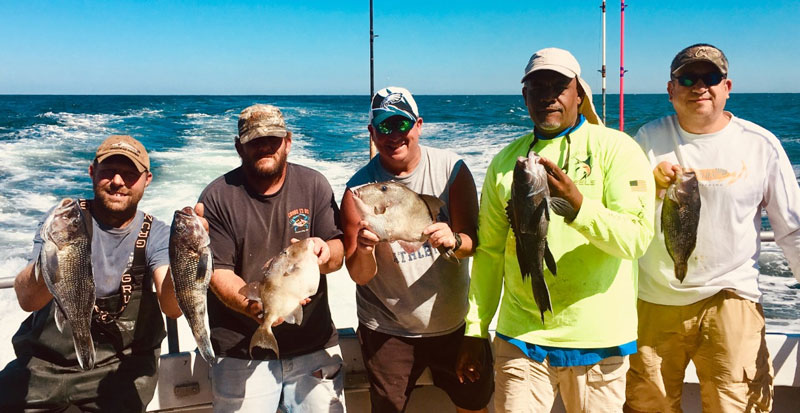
[494,337,628,413]
[626,291,773,413]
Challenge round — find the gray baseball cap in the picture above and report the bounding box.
[237,104,288,144]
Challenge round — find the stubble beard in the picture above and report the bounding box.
[242,150,288,180]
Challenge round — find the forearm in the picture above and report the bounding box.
[209,268,256,319]
[320,238,344,274]
[153,266,182,319]
[345,248,377,285]
[14,262,52,312]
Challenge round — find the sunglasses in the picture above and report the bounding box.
[375,117,414,135]
[674,72,725,87]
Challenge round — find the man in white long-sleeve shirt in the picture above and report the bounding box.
[625,44,800,413]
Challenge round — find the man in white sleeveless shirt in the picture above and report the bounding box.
[625,44,800,413]
[340,87,493,412]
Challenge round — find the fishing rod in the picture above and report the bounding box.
[600,0,607,124]
[369,0,378,158]
[619,1,628,131]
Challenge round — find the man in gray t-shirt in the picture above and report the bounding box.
[0,135,181,413]
[340,87,493,413]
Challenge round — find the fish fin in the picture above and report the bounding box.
[284,305,304,325]
[284,264,298,276]
[195,312,216,364]
[54,303,68,333]
[397,240,423,254]
[505,200,516,230]
[521,200,548,234]
[250,324,279,359]
[238,282,262,302]
[34,255,41,283]
[530,274,553,325]
[549,197,577,220]
[674,262,687,283]
[544,241,557,277]
[198,249,213,283]
[437,246,460,263]
[419,194,445,220]
[42,241,60,283]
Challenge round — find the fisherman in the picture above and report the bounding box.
[340,86,493,413]
[195,104,346,412]
[457,48,655,412]
[624,44,800,413]
[0,135,181,412]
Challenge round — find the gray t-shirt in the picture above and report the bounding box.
[31,207,170,297]
[347,145,471,337]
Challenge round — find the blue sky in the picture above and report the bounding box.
[1,0,798,95]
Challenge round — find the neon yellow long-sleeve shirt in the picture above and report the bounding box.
[465,122,655,348]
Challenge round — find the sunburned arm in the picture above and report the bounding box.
[209,268,263,324]
[435,162,479,258]
[153,265,182,319]
[340,189,379,285]
[14,262,53,312]
[320,237,344,274]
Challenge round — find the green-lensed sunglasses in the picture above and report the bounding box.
[376,117,414,135]
[674,72,725,87]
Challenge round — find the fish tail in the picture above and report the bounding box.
[250,325,280,359]
[531,276,553,324]
[72,327,96,370]
[193,320,216,364]
[674,261,688,283]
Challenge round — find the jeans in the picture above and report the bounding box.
[210,346,346,413]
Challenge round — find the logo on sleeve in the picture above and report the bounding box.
[288,208,310,233]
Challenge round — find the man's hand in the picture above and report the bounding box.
[456,336,488,384]
[539,157,583,219]
[355,221,380,253]
[194,202,209,232]
[423,222,457,250]
[653,161,682,198]
[292,237,331,266]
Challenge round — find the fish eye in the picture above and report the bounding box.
[380,185,387,191]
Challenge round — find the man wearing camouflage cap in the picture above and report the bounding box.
[196,104,347,411]
[0,135,181,412]
[625,44,800,412]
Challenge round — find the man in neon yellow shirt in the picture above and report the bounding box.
[457,47,655,412]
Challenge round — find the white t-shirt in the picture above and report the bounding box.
[635,113,800,305]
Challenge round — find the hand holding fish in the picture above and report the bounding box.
[291,237,330,266]
[422,222,457,250]
[654,161,683,196]
[193,202,209,232]
[538,156,583,218]
[355,221,381,253]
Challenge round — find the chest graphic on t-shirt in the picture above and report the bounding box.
[288,208,310,233]
[686,161,747,187]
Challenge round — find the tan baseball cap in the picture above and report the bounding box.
[521,48,602,125]
[95,135,149,173]
[238,104,288,144]
[670,44,728,76]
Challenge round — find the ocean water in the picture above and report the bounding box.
[0,94,798,361]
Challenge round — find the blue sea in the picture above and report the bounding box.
[0,94,798,359]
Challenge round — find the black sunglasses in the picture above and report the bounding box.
[674,72,725,87]
[376,117,414,135]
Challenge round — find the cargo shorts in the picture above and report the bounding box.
[626,290,773,413]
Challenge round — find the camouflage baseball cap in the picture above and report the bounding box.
[95,135,149,173]
[670,44,728,76]
[237,104,288,144]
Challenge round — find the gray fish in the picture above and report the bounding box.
[662,170,701,282]
[239,238,320,358]
[169,207,215,363]
[506,153,557,323]
[351,181,457,260]
[36,198,96,370]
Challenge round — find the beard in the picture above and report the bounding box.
[92,180,142,218]
[241,148,288,180]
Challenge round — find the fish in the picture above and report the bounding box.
[35,198,96,370]
[661,170,701,282]
[505,153,557,323]
[350,181,457,260]
[169,207,215,363]
[238,238,320,358]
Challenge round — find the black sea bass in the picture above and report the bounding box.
[169,207,215,363]
[36,198,97,370]
[506,153,557,323]
[661,170,701,282]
